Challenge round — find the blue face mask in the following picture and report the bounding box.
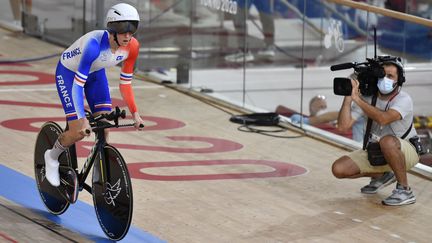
[377,77,396,94]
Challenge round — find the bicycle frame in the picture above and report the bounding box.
[68,107,136,194]
[73,124,108,194]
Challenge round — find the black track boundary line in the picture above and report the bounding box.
[0,202,79,243]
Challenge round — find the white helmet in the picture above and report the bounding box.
[106,3,140,34]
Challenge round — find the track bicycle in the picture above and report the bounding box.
[324,19,344,52]
[34,106,141,241]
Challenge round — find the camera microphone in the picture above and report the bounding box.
[330,62,357,71]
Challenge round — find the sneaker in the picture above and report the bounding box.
[256,45,275,59]
[382,183,416,206]
[360,171,396,194]
[44,150,60,187]
[224,50,254,63]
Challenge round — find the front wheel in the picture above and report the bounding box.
[34,121,73,215]
[335,36,345,52]
[92,144,133,241]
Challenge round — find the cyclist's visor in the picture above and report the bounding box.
[107,21,139,34]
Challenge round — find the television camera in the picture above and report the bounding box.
[331,55,403,96]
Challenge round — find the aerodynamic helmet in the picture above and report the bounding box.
[106,3,140,34]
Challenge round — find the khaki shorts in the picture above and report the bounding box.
[348,138,419,173]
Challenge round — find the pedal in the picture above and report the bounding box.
[58,166,79,204]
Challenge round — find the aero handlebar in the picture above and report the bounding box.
[85,107,144,133]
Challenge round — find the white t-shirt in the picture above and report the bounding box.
[355,90,417,140]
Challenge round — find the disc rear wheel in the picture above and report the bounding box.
[34,121,73,215]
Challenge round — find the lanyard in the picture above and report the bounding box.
[384,90,400,111]
[363,90,400,149]
[382,90,412,139]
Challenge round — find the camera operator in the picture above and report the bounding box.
[331,59,421,206]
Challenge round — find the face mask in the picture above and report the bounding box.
[377,77,396,94]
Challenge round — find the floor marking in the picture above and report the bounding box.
[332,212,415,242]
[389,233,401,239]
[0,231,18,243]
[0,164,166,243]
[369,225,381,230]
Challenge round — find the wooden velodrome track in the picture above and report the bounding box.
[0,28,432,243]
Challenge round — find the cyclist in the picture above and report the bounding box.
[44,3,144,187]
